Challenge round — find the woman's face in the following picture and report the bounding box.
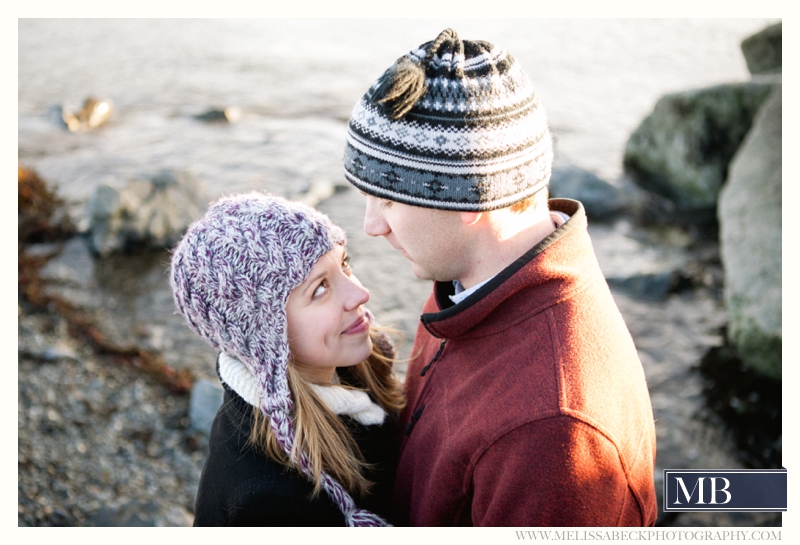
[285,245,372,384]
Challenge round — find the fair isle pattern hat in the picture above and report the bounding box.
[343,28,553,212]
[170,193,388,527]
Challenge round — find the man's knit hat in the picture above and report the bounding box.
[169,192,388,527]
[343,28,553,212]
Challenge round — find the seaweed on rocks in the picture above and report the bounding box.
[18,166,194,394]
[18,166,75,244]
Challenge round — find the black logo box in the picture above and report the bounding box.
[663,469,787,512]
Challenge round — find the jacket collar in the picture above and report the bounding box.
[421,198,597,340]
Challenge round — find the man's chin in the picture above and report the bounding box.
[410,263,432,281]
[411,263,445,282]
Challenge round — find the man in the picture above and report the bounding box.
[343,28,657,527]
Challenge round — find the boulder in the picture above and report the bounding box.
[741,22,782,75]
[623,82,772,215]
[549,165,629,221]
[86,170,211,257]
[718,86,781,379]
[606,271,675,302]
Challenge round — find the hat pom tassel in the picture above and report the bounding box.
[370,56,427,120]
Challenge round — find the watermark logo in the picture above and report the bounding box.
[663,468,786,512]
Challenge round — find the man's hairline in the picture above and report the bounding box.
[358,186,551,213]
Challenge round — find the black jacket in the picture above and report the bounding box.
[193,365,399,526]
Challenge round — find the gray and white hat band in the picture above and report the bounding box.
[343,30,553,211]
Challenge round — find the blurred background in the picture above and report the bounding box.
[18,18,782,527]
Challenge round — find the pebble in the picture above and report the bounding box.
[88,500,193,527]
[18,311,205,527]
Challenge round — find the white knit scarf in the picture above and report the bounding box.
[218,352,386,426]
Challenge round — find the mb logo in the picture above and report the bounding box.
[673,476,731,505]
[664,469,786,512]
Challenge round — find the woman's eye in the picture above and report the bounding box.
[312,280,329,299]
[342,255,352,274]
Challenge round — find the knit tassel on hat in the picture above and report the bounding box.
[371,57,427,120]
[370,28,462,120]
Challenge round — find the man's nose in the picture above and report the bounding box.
[364,195,390,238]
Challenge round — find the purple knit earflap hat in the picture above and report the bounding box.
[170,192,388,526]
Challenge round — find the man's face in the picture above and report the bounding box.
[363,194,467,282]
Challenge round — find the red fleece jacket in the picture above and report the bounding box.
[392,199,657,527]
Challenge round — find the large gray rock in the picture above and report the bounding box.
[86,170,210,257]
[718,86,781,379]
[606,271,675,302]
[742,22,782,75]
[549,165,629,221]
[623,82,772,215]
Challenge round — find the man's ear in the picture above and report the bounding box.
[459,211,483,226]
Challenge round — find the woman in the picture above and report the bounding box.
[170,192,404,526]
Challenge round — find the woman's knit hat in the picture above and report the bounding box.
[343,28,553,212]
[169,192,388,526]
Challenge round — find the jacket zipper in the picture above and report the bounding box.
[405,339,447,436]
[405,403,426,435]
[420,339,446,377]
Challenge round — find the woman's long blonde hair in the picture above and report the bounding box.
[250,327,405,496]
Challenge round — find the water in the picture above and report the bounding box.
[19,18,775,208]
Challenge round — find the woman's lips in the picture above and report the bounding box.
[342,315,369,335]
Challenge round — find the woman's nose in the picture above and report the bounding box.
[344,274,370,310]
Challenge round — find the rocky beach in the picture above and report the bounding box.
[18,19,782,527]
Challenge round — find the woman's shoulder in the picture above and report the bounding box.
[226,464,345,526]
[195,460,346,526]
[197,399,346,526]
